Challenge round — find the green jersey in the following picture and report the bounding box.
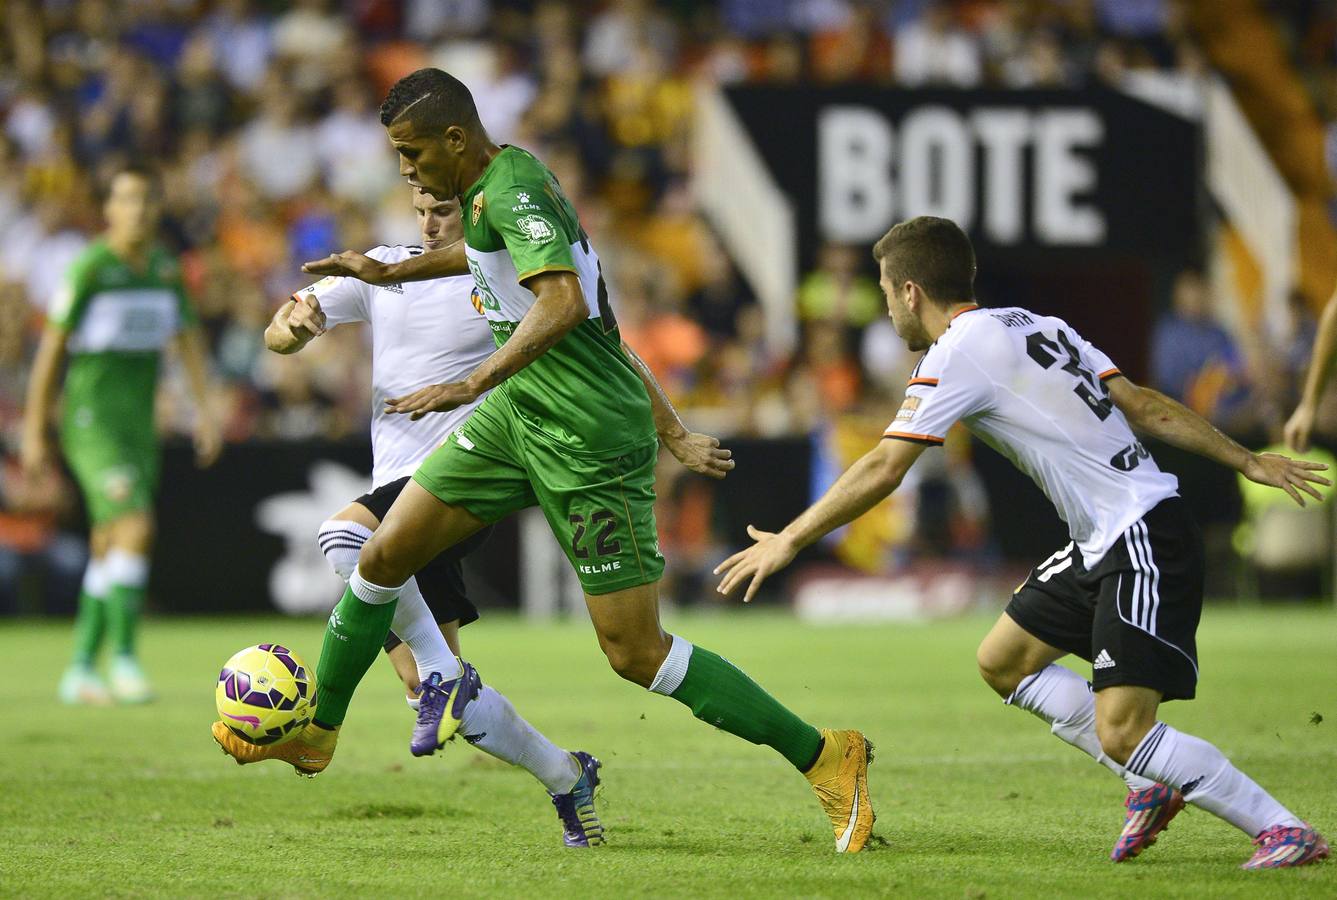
[461,146,655,458]
[50,239,196,443]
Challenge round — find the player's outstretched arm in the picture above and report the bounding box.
[20,324,68,479]
[302,240,467,285]
[1284,286,1337,452]
[175,326,223,467]
[714,438,927,602]
[1108,376,1330,506]
[264,296,325,354]
[385,270,587,419]
[622,341,734,479]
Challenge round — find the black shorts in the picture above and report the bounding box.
[353,476,493,652]
[1004,497,1204,701]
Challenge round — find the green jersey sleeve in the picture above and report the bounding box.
[484,180,580,283]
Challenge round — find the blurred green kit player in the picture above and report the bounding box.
[22,166,221,705]
[240,68,874,851]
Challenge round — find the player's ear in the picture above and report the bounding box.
[445,125,467,153]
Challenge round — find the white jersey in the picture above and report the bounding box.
[295,245,494,488]
[885,305,1179,566]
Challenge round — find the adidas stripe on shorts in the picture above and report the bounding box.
[1004,497,1205,701]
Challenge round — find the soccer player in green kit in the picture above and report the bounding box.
[217,69,875,852]
[22,166,221,705]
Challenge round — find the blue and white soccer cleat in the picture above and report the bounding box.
[409,662,481,757]
[550,751,605,848]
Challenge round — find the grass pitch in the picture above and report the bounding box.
[1,605,1333,899]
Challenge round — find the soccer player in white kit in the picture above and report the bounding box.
[716,217,1330,869]
[260,188,602,844]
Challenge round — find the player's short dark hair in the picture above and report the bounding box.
[379,68,480,131]
[872,216,976,303]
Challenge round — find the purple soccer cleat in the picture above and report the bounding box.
[550,751,604,848]
[1242,823,1330,869]
[410,662,481,757]
[1111,783,1185,862]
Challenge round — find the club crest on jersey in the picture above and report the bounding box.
[471,193,485,226]
[894,396,920,424]
[517,214,556,244]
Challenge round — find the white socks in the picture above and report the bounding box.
[460,685,581,794]
[81,557,109,599]
[318,519,372,581]
[392,578,461,682]
[648,634,693,696]
[1008,664,1156,792]
[104,549,149,590]
[1125,722,1301,836]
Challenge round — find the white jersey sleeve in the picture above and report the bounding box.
[884,342,994,446]
[291,245,404,327]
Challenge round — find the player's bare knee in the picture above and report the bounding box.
[976,643,1022,698]
[356,535,409,587]
[1096,717,1149,766]
[600,637,664,688]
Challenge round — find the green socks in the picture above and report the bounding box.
[313,580,399,727]
[106,583,143,656]
[652,635,822,770]
[71,588,107,666]
[103,551,149,658]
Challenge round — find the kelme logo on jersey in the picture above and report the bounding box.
[516,214,556,245]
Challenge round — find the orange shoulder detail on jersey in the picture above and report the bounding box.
[1098,368,1121,381]
[907,377,940,387]
[949,304,981,320]
[882,430,945,445]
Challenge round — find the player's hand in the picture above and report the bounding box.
[193,417,223,468]
[287,292,326,338]
[1283,402,1318,453]
[385,381,479,420]
[713,525,797,603]
[301,251,392,285]
[1243,452,1330,507]
[663,429,735,479]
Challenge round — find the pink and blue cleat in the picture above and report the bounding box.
[1242,823,1329,869]
[1111,784,1185,862]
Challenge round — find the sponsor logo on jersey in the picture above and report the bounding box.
[471,192,485,226]
[100,465,137,503]
[579,561,623,575]
[516,214,556,244]
[1093,649,1116,669]
[380,283,404,294]
[517,192,530,203]
[894,395,920,424]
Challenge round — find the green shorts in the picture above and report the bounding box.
[412,393,665,595]
[60,427,159,525]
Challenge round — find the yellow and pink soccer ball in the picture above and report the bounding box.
[215,644,316,746]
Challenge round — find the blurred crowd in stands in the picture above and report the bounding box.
[0,0,1332,601]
